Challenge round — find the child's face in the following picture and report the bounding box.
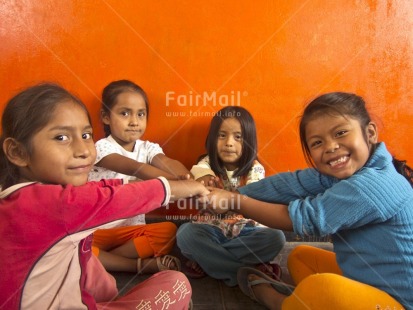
[102,91,147,151]
[216,117,243,171]
[305,113,377,179]
[20,101,96,186]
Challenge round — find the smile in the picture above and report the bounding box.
[69,164,92,172]
[328,156,349,167]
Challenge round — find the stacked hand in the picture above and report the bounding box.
[197,187,240,214]
[197,175,224,188]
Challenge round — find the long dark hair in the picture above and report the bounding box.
[0,82,89,189]
[204,106,257,178]
[101,80,149,137]
[299,92,413,186]
[392,157,413,186]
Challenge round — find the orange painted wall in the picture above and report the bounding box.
[1,0,413,177]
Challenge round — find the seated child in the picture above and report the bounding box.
[177,106,286,286]
[88,80,193,274]
[0,82,208,309]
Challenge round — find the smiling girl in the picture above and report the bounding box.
[204,92,413,309]
[0,83,208,309]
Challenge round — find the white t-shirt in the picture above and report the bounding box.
[88,135,164,225]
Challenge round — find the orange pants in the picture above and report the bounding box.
[283,245,404,310]
[92,222,177,259]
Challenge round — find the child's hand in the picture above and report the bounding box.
[176,173,193,180]
[196,181,211,198]
[197,175,224,189]
[208,176,224,189]
[197,187,239,214]
[168,179,210,202]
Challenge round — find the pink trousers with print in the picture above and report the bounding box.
[86,255,192,309]
[97,271,192,310]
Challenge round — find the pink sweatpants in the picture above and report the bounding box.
[97,270,192,310]
[85,255,192,309]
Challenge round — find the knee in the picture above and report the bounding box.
[258,228,286,248]
[283,274,346,309]
[287,244,313,266]
[178,223,205,236]
[163,221,177,236]
[258,227,285,239]
[155,270,192,292]
[92,246,100,257]
[299,273,343,290]
[287,273,347,306]
[176,223,194,245]
[168,271,192,300]
[177,223,205,247]
[289,244,313,256]
[288,273,403,309]
[162,270,190,283]
[294,273,371,296]
[272,229,286,244]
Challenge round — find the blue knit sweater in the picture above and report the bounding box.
[238,142,413,308]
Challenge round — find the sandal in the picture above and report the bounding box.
[137,255,181,275]
[182,260,206,279]
[237,267,295,301]
[156,255,181,272]
[255,262,282,281]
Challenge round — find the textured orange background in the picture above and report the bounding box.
[1,0,412,177]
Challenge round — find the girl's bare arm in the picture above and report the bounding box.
[151,154,194,179]
[97,153,177,180]
[168,179,210,201]
[203,187,293,231]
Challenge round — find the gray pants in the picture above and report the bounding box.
[176,223,286,286]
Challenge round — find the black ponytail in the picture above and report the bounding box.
[393,157,413,187]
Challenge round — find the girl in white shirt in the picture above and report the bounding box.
[89,80,192,275]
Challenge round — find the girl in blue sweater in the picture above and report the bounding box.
[203,92,413,309]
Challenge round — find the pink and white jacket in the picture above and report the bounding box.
[0,178,169,309]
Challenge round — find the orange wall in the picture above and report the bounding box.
[1,1,413,176]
